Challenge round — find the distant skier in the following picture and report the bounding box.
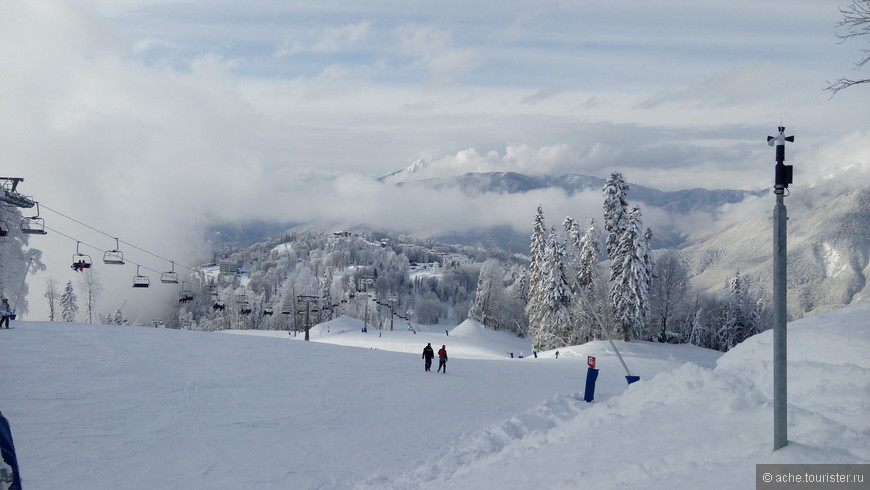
[437,345,448,373]
[0,299,10,329]
[422,343,435,372]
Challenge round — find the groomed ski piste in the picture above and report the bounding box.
[1,302,867,489]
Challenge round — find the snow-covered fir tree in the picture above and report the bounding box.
[468,259,507,329]
[609,204,651,341]
[526,206,548,347]
[105,309,126,325]
[533,227,574,351]
[716,270,767,351]
[320,265,335,322]
[60,281,78,322]
[501,265,529,337]
[563,217,582,273]
[602,172,629,265]
[572,217,602,343]
[576,218,601,291]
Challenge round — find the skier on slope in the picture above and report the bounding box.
[422,343,435,372]
[437,345,448,373]
[0,298,11,329]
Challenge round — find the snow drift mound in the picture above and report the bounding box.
[376,302,870,490]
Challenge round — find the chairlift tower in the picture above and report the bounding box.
[767,125,793,451]
[359,276,374,331]
[296,295,319,341]
[0,178,36,208]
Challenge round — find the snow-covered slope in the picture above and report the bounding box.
[680,186,869,317]
[1,303,866,489]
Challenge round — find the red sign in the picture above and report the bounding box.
[587,356,596,369]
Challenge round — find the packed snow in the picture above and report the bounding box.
[1,303,867,489]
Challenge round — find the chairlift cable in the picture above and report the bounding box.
[37,203,196,272]
[41,223,163,276]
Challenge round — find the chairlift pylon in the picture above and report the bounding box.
[71,241,92,272]
[103,238,125,265]
[132,265,150,288]
[0,177,36,208]
[20,202,47,235]
[161,261,179,284]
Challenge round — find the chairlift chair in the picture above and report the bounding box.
[132,265,150,288]
[240,304,252,315]
[20,217,47,235]
[281,302,294,315]
[161,261,179,284]
[178,282,194,303]
[103,238,125,265]
[71,241,93,272]
[263,303,274,316]
[0,219,8,237]
[20,202,47,235]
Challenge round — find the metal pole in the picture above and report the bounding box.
[305,300,310,341]
[773,193,788,450]
[768,125,793,451]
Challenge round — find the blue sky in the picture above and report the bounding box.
[2,0,869,319]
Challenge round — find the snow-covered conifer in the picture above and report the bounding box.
[61,281,78,322]
[320,266,335,321]
[717,270,767,350]
[469,259,506,329]
[577,218,601,290]
[563,217,582,274]
[526,206,548,346]
[609,204,650,341]
[533,227,574,351]
[602,172,629,266]
[571,218,602,343]
[503,266,530,337]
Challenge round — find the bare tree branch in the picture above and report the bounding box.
[826,0,870,96]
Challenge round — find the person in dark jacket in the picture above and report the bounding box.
[422,343,435,371]
[0,299,10,329]
[0,411,21,490]
[437,345,448,373]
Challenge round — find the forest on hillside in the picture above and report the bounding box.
[162,173,770,353]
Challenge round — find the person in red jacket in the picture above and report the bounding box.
[437,345,448,373]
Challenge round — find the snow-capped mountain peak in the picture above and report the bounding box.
[379,158,429,185]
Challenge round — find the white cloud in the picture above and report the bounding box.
[275,21,371,57]
[130,37,180,54]
[393,24,480,82]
